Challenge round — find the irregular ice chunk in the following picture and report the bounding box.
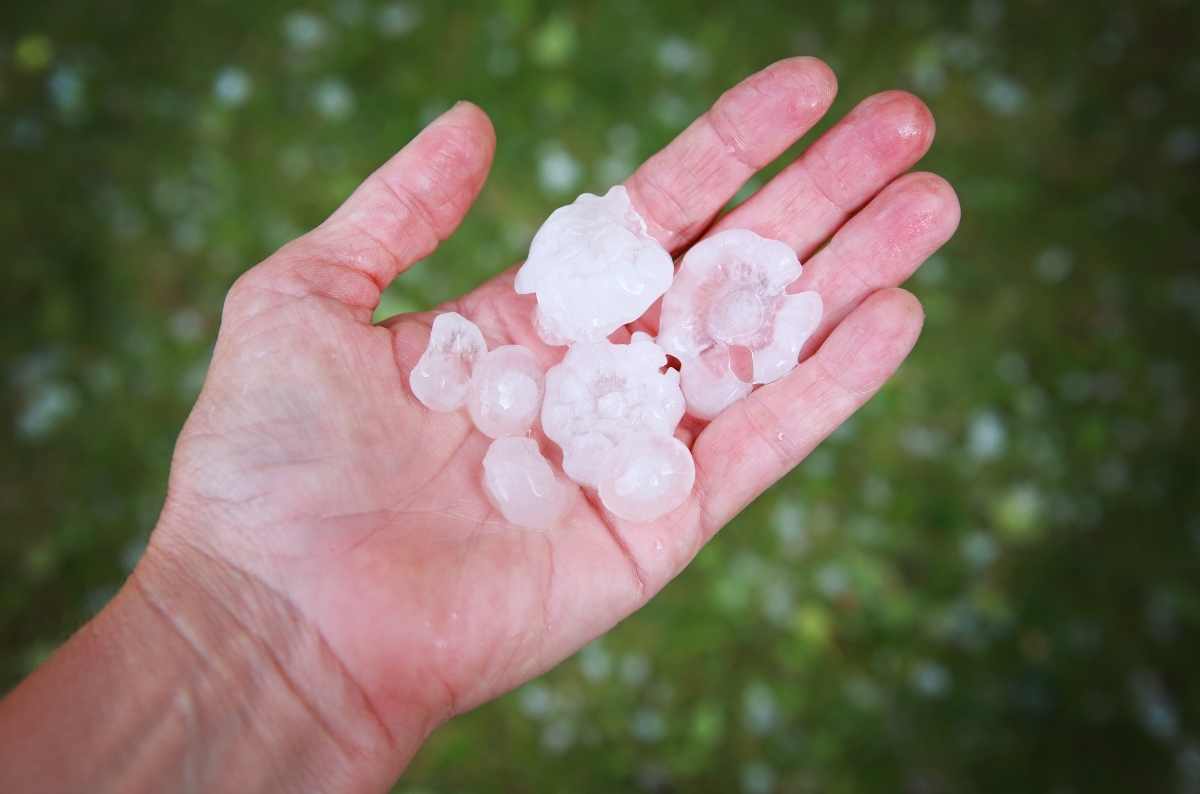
[658,229,823,420]
[598,434,695,522]
[541,332,685,488]
[467,345,545,438]
[409,312,488,412]
[482,437,573,529]
[515,186,674,345]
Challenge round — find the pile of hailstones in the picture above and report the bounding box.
[409,186,822,530]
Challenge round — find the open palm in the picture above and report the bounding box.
[150,58,959,769]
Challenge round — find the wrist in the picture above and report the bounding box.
[123,533,411,791]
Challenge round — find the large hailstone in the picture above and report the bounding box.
[597,434,695,522]
[514,186,674,346]
[541,332,685,488]
[657,229,823,420]
[482,437,573,529]
[467,345,544,438]
[409,312,488,412]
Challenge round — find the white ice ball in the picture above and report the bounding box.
[482,437,574,530]
[467,345,544,438]
[598,434,695,522]
[409,312,488,412]
[514,185,673,345]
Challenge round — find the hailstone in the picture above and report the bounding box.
[482,437,573,529]
[598,434,695,522]
[541,332,685,488]
[514,185,674,345]
[409,312,488,412]
[467,345,544,438]
[657,229,823,420]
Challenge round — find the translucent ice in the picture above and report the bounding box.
[658,229,823,420]
[677,345,753,422]
[514,186,674,345]
[482,437,573,529]
[598,434,695,522]
[541,332,685,488]
[409,312,488,412]
[467,345,545,438]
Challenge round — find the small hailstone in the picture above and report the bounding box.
[409,312,487,412]
[467,345,544,438]
[541,332,685,488]
[658,229,823,420]
[514,186,674,345]
[677,344,753,422]
[482,437,573,529]
[598,434,695,522]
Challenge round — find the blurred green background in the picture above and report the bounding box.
[3,0,1199,791]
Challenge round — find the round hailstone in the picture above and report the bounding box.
[541,333,685,488]
[658,229,823,420]
[409,312,488,412]
[467,345,545,438]
[482,437,573,529]
[514,185,674,345]
[598,434,695,522]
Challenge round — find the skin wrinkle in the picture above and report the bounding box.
[326,509,399,559]
[704,105,760,172]
[631,162,699,246]
[369,174,443,258]
[131,562,359,794]
[173,539,398,753]
[539,533,557,644]
[398,418,474,500]
[587,489,650,603]
[414,126,489,211]
[325,218,404,296]
[805,134,856,215]
[755,170,830,248]
[378,121,493,233]
[220,284,349,341]
[430,670,459,723]
[201,581,362,764]
[688,453,723,544]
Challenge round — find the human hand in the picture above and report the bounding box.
[145,57,959,781]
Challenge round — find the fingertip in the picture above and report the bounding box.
[442,100,497,153]
[772,55,839,111]
[880,286,925,327]
[879,171,962,243]
[425,101,497,180]
[752,56,839,123]
[806,56,839,106]
[865,287,925,362]
[909,171,962,237]
[859,89,936,160]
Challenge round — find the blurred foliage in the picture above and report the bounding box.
[2,0,1199,791]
